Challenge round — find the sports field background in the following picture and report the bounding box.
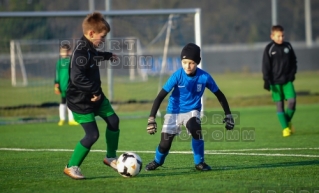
[1,104,319,193]
[1,71,319,124]
[1,71,319,192]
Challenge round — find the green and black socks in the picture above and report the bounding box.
[67,129,120,167]
[105,129,120,158]
[68,142,90,167]
[277,108,295,129]
[286,108,295,123]
[277,112,288,129]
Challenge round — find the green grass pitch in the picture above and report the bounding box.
[1,104,319,193]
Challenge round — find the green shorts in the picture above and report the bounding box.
[270,81,296,102]
[72,97,115,124]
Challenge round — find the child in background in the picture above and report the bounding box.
[54,44,79,126]
[262,25,297,137]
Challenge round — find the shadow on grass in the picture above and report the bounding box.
[133,165,218,178]
[85,160,319,179]
[92,165,207,179]
[85,175,113,180]
[212,160,319,171]
[84,171,197,179]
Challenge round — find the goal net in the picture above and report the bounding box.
[0,9,201,123]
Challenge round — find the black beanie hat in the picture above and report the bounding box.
[181,43,201,64]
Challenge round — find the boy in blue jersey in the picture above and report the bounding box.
[145,43,235,171]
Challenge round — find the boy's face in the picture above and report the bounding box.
[89,30,107,48]
[60,48,71,57]
[182,59,197,75]
[271,30,284,44]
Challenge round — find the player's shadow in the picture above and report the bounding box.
[85,169,196,179]
[212,160,319,171]
[85,175,114,180]
[83,160,319,179]
[83,165,197,179]
[136,166,212,178]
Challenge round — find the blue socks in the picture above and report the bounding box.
[154,138,204,165]
[154,146,168,165]
[192,138,204,165]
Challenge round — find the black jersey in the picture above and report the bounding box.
[262,41,297,84]
[67,36,112,114]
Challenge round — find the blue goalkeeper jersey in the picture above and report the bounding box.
[163,68,219,113]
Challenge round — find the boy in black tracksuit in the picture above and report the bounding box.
[64,12,119,179]
[262,25,297,137]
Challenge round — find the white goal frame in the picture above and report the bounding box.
[10,40,28,86]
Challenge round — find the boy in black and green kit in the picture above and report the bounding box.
[54,44,79,126]
[64,12,119,179]
[262,25,297,137]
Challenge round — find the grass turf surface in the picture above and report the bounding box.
[1,104,319,193]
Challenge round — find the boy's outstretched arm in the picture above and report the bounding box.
[213,89,235,130]
[147,89,168,135]
[95,52,118,63]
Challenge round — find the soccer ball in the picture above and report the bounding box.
[117,152,142,178]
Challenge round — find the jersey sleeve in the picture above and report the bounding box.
[287,42,297,81]
[262,44,272,82]
[206,74,219,93]
[97,51,113,61]
[54,60,60,84]
[162,72,178,93]
[69,50,101,95]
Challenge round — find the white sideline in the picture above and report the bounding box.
[1,147,319,158]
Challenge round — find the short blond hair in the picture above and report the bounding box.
[82,12,111,34]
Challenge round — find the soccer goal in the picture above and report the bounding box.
[1,9,202,122]
[10,39,61,87]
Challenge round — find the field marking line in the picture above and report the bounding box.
[1,147,319,158]
[206,147,319,152]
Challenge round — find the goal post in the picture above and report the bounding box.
[9,39,60,87]
[10,40,28,87]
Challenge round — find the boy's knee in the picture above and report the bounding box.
[186,117,202,140]
[105,114,119,131]
[159,133,174,153]
[81,133,99,148]
[287,98,296,109]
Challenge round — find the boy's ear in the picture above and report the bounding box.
[88,30,95,39]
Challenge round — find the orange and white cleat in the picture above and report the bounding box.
[103,157,117,170]
[64,165,85,179]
